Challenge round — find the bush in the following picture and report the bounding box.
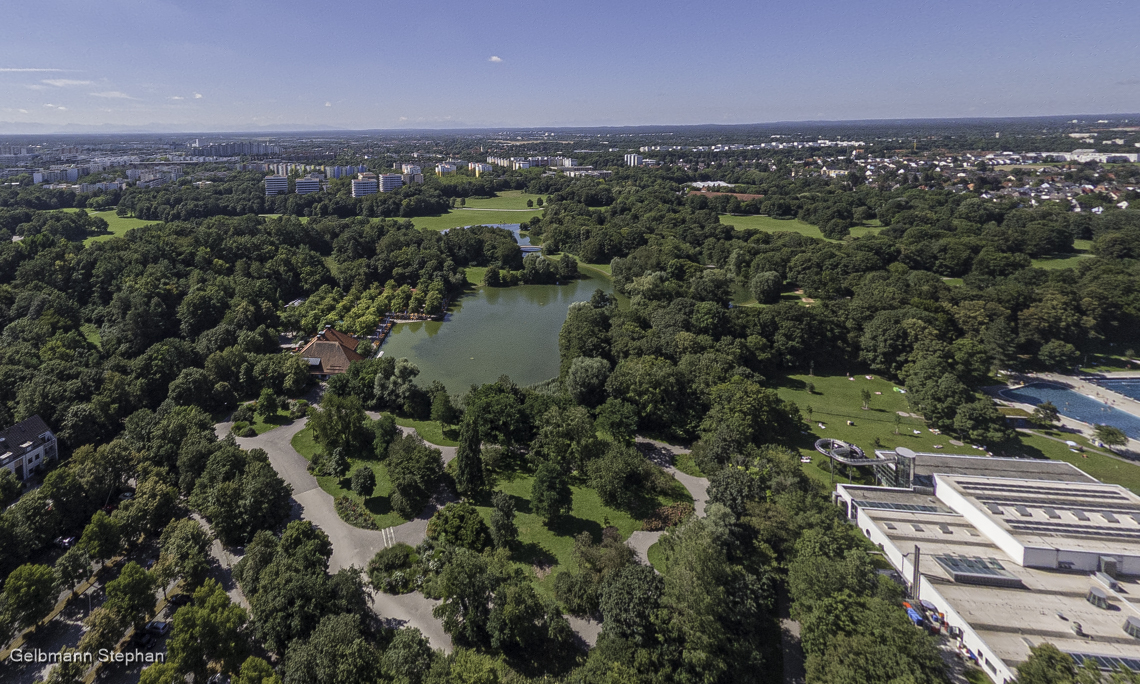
[334,496,378,530]
[230,421,249,435]
[239,426,257,438]
[553,570,598,616]
[232,403,255,423]
[427,502,491,551]
[641,502,694,531]
[289,400,310,420]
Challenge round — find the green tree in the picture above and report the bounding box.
[430,389,458,427]
[427,502,491,551]
[749,271,782,304]
[158,518,211,591]
[1094,424,1128,448]
[1039,339,1079,369]
[256,387,279,420]
[233,656,283,684]
[0,468,20,508]
[599,564,663,646]
[105,561,156,630]
[78,606,128,655]
[309,393,373,457]
[387,434,444,519]
[489,491,518,549]
[454,415,485,498]
[707,467,764,517]
[53,547,91,597]
[531,462,572,524]
[860,388,872,410]
[382,627,435,684]
[168,579,250,681]
[4,563,58,631]
[351,466,376,496]
[432,548,494,646]
[282,612,381,684]
[565,356,611,407]
[589,442,645,510]
[488,580,566,654]
[594,398,638,445]
[1032,402,1061,428]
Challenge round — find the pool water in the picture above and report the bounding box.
[1094,378,1140,402]
[1000,383,1140,440]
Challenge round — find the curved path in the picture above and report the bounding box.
[627,438,711,568]
[224,418,454,650]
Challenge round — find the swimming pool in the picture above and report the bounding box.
[1000,382,1140,440]
[1093,378,1140,402]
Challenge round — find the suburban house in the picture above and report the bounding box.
[297,327,364,379]
[0,415,58,481]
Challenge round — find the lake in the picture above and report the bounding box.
[381,224,614,393]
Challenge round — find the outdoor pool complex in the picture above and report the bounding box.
[1000,382,1140,440]
[1093,377,1140,402]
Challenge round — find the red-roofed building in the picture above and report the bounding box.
[297,327,364,379]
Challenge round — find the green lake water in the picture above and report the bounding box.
[380,269,615,393]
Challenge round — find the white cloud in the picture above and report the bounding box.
[90,91,135,99]
[44,103,67,110]
[25,84,50,90]
[170,96,184,100]
[57,106,66,111]
[488,55,502,63]
[325,101,332,107]
[0,67,65,72]
[43,79,93,87]
[193,92,203,99]
[18,108,28,113]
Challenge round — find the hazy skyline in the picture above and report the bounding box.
[2,0,1138,132]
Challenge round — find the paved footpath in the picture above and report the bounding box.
[626,438,711,567]
[228,418,453,650]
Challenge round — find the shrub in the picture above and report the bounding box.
[239,426,257,438]
[334,496,378,530]
[641,502,694,531]
[232,403,255,423]
[289,400,310,420]
[230,421,249,435]
[368,543,418,594]
[553,570,598,616]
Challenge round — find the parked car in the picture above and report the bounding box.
[168,594,191,608]
[55,536,76,549]
[135,632,156,650]
[117,491,134,502]
[145,620,170,636]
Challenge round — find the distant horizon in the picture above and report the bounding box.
[0,112,1138,138]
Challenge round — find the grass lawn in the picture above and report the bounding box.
[646,541,666,574]
[463,266,488,287]
[391,416,459,447]
[248,407,294,435]
[1031,253,1094,270]
[1078,353,1140,373]
[458,190,541,210]
[290,425,407,529]
[81,323,101,348]
[259,214,310,223]
[672,451,705,478]
[567,255,611,276]
[412,209,543,232]
[720,214,882,241]
[775,373,1140,493]
[62,210,158,243]
[472,468,692,596]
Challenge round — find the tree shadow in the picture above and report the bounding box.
[263,414,293,427]
[364,495,393,517]
[547,515,603,543]
[512,541,556,568]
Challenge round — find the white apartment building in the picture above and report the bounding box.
[352,173,379,197]
[379,174,404,192]
[264,175,289,196]
[401,164,422,175]
[625,154,643,167]
[435,163,457,175]
[0,415,58,481]
[295,177,322,195]
[470,163,493,177]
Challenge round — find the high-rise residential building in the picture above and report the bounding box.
[400,164,422,175]
[512,160,531,170]
[625,154,643,167]
[435,163,456,175]
[264,175,289,196]
[379,174,404,192]
[295,177,322,195]
[402,173,424,185]
[471,163,493,177]
[352,173,379,197]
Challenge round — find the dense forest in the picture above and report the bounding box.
[0,160,1138,683]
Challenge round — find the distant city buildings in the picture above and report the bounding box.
[435,163,457,175]
[325,165,368,179]
[470,162,493,177]
[189,141,280,157]
[624,153,642,167]
[401,164,422,174]
[264,175,289,196]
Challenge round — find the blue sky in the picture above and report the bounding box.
[1,0,1137,131]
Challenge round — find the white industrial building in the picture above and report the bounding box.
[836,454,1140,683]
